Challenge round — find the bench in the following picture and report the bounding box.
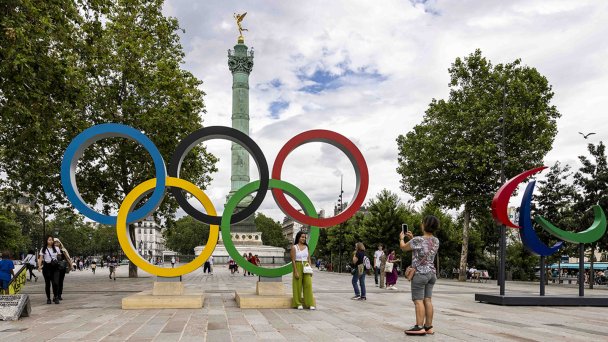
[470,270,490,283]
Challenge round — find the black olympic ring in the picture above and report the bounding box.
[168,126,269,225]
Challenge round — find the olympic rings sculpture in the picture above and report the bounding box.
[61,123,369,277]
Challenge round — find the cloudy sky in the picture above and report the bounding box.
[162,0,608,222]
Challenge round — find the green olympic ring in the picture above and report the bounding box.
[221,179,320,277]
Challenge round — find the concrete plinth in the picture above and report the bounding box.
[122,281,203,309]
[122,289,204,309]
[235,279,292,309]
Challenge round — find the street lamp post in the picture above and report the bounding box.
[498,85,507,296]
[337,175,345,273]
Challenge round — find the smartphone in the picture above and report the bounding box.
[402,224,408,233]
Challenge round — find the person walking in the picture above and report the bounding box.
[400,215,440,336]
[244,253,253,276]
[108,256,118,280]
[91,260,97,274]
[379,250,387,289]
[23,250,39,282]
[0,251,15,295]
[228,256,236,275]
[351,242,367,301]
[38,235,60,304]
[373,244,385,287]
[209,255,214,275]
[385,250,401,290]
[54,238,73,301]
[290,231,315,310]
[171,256,176,268]
[203,259,211,274]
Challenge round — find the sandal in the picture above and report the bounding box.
[405,325,426,336]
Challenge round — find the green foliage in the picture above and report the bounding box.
[359,190,415,254]
[506,241,539,281]
[0,209,27,253]
[163,216,210,255]
[1,1,218,276]
[254,213,289,249]
[535,161,579,261]
[574,142,608,255]
[397,49,560,279]
[0,0,216,226]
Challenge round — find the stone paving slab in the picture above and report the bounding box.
[1,263,607,341]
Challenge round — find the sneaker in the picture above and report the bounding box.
[392,286,398,290]
[351,295,360,300]
[47,299,52,304]
[309,306,316,310]
[357,297,367,301]
[297,305,303,310]
[388,285,394,290]
[424,326,434,335]
[405,325,426,336]
[57,296,63,300]
[53,298,60,304]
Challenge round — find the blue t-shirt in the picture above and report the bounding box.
[0,259,14,281]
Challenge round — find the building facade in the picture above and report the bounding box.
[133,216,165,258]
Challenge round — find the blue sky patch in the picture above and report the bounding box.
[268,100,289,119]
[298,67,387,94]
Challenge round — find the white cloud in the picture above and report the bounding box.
[164,0,608,222]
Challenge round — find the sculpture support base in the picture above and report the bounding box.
[475,293,608,306]
[122,278,204,309]
[235,277,292,309]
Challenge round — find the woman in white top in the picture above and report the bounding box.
[290,231,315,310]
[37,235,60,304]
[22,249,39,282]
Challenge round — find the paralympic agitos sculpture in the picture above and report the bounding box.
[492,166,607,256]
[61,123,368,278]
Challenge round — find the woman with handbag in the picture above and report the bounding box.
[399,215,440,336]
[290,231,315,310]
[38,235,61,304]
[385,250,400,290]
[351,242,367,300]
[54,238,73,301]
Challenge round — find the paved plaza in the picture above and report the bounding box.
[1,264,607,341]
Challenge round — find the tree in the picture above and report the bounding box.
[80,0,218,277]
[0,209,27,253]
[535,161,579,263]
[573,142,608,286]
[397,49,560,281]
[360,190,415,256]
[47,209,95,257]
[163,216,211,255]
[1,1,218,277]
[254,213,289,249]
[0,0,89,213]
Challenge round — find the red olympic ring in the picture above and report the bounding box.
[271,129,369,227]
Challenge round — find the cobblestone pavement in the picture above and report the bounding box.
[1,263,607,341]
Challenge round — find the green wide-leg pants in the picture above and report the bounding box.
[292,262,315,308]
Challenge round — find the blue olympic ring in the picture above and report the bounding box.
[60,123,167,225]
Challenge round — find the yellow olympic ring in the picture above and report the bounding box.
[117,177,219,277]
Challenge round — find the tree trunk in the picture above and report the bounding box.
[458,207,471,281]
[128,223,138,278]
[129,261,138,278]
